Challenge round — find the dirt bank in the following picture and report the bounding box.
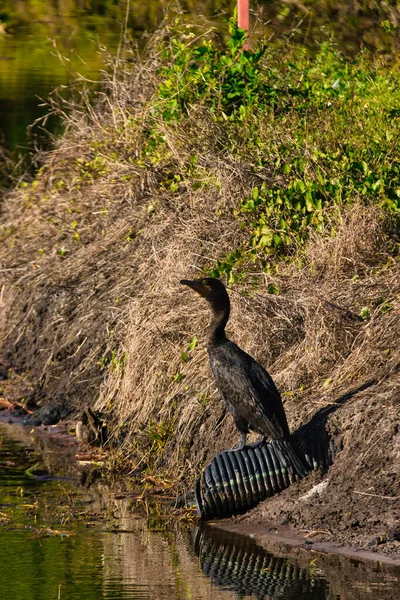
[1,22,399,555]
[240,382,399,558]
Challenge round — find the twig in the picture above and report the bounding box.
[0,398,33,414]
[304,529,332,538]
[353,490,397,501]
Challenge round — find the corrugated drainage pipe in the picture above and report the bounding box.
[195,436,334,520]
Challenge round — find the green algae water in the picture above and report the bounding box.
[0,421,399,600]
[0,29,119,153]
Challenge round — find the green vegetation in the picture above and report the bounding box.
[98,349,127,375]
[1,1,399,48]
[141,19,400,281]
[145,418,175,454]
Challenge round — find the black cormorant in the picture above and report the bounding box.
[180,277,307,477]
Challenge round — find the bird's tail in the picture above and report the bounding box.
[271,438,309,479]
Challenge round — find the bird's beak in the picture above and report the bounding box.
[180,279,209,298]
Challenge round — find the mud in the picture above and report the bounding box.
[209,520,400,567]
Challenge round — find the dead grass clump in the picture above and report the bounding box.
[268,205,399,424]
[304,203,394,280]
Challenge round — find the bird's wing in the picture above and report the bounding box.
[246,357,289,437]
[211,342,289,439]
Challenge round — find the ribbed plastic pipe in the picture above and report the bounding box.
[195,437,334,520]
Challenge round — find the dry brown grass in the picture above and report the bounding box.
[0,25,399,493]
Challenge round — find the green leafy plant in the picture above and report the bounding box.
[145,419,174,454]
[98,349,127,375]
[141,19,399,282]
[155,20,271,122]
[180,335,198,363]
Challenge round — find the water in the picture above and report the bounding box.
[0,421,399,600]
[0,27,120,153]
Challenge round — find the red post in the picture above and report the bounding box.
[237,0,250,49]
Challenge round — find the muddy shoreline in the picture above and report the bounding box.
[1,411,399,567]
[210,520,400,567]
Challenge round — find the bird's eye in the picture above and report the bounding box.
[202,279,208,285]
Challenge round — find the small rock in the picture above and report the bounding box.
[388,527,400,541]
[25,402,70,426]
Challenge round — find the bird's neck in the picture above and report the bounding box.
[207,305,230,347]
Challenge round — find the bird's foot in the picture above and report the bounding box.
[230,437,266,452]
[243,437,266,450]
[231,445,246,452]
[229,432,248,452]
